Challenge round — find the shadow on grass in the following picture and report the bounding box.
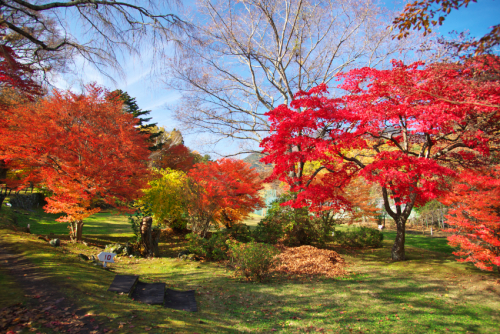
[2,222,499,333]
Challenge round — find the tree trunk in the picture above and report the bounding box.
[0,194,5,211]
[70,220,84,242]
[152,228,160,257]
[391,215,406,261]
[140,216,154,257]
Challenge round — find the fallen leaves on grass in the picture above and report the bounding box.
[272,245,348,278]
[0,298,89,333]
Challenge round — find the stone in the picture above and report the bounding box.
[178,250,191,258]
[105,243,127,255]
[108,275,139,295]
[131,282,165,305]
[49,238,60,247]
[164,289,198,312]
[78,254,90,261]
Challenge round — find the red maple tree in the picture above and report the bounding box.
[0,45,42,102]
[0,85,152,241]
[152,143,195,172]
[261,56,500,260]
[441,166,500,274]
[186,158,264,236]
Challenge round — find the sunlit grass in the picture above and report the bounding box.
[1,207,499,333]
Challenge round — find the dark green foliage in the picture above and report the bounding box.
[185,225,253,261]
[227,240,280,282]
[128,209,149,243]
[110,90,162,151]
[252,193,332,246]
[186,232,230,261]
[333,226,384,248]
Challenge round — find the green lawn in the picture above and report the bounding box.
[382,230,455,254]
[1,207,499,333]
[6,207,133,237]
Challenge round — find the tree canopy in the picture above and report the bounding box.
[0,84,152,240]
[261,56,500,261]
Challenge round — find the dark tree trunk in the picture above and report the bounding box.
[0,194,5,211]
[140,216,160,257]
[381,187,416,262]
[391,215,406,261]
[70,220,84,242]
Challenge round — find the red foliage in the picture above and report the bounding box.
[153,143,195,172]
[0,45,42,101]
[0,85,151,228]
[187,159,264,234]
[261,56,500,260]
[441,167,500,273]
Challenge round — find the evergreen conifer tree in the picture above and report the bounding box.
[111,90,163,151]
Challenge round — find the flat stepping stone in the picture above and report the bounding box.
[164,289,198,312]
[108,275,139,295]
[131,282,165,305]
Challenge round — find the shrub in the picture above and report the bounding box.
[186,232,230,261]
[227,240,280,282]
[252,193,334,246]
[333,226,384,248]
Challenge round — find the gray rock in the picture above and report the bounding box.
[78,253,89,261]
[49,238,60,247]
[178,250,191,258]
[105,243,127,255]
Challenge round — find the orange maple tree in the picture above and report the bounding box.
[186,158,264,235]
[0,85,152,241]
[441,166,500,274]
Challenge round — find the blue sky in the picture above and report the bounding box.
[55,0,499,157]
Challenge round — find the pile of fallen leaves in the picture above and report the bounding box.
[272,245,348,278]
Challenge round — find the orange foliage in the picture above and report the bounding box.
[272,245,347,278]
[187,159,264,234]
[0,85,151,230]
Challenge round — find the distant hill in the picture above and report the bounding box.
[243,153,273,173]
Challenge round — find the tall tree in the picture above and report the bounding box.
[261,56,500,261]
[109,90,163,151]
[165,0,433,154]
[441,166,500,274]
[0,84,151,240]
[0,0,187,79]
[393,0,499,55]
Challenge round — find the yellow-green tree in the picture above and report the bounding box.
[138,168,189,229]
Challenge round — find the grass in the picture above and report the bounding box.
[382,230,455,254]
[1,206,499,333]
[0,268,28,308]
[6,206,133,237]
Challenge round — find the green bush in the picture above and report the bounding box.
[333,226,384,248]
[186,232,230,261]
[186,224,254,261]
[252,193,334,246]
[227,240,280,282]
